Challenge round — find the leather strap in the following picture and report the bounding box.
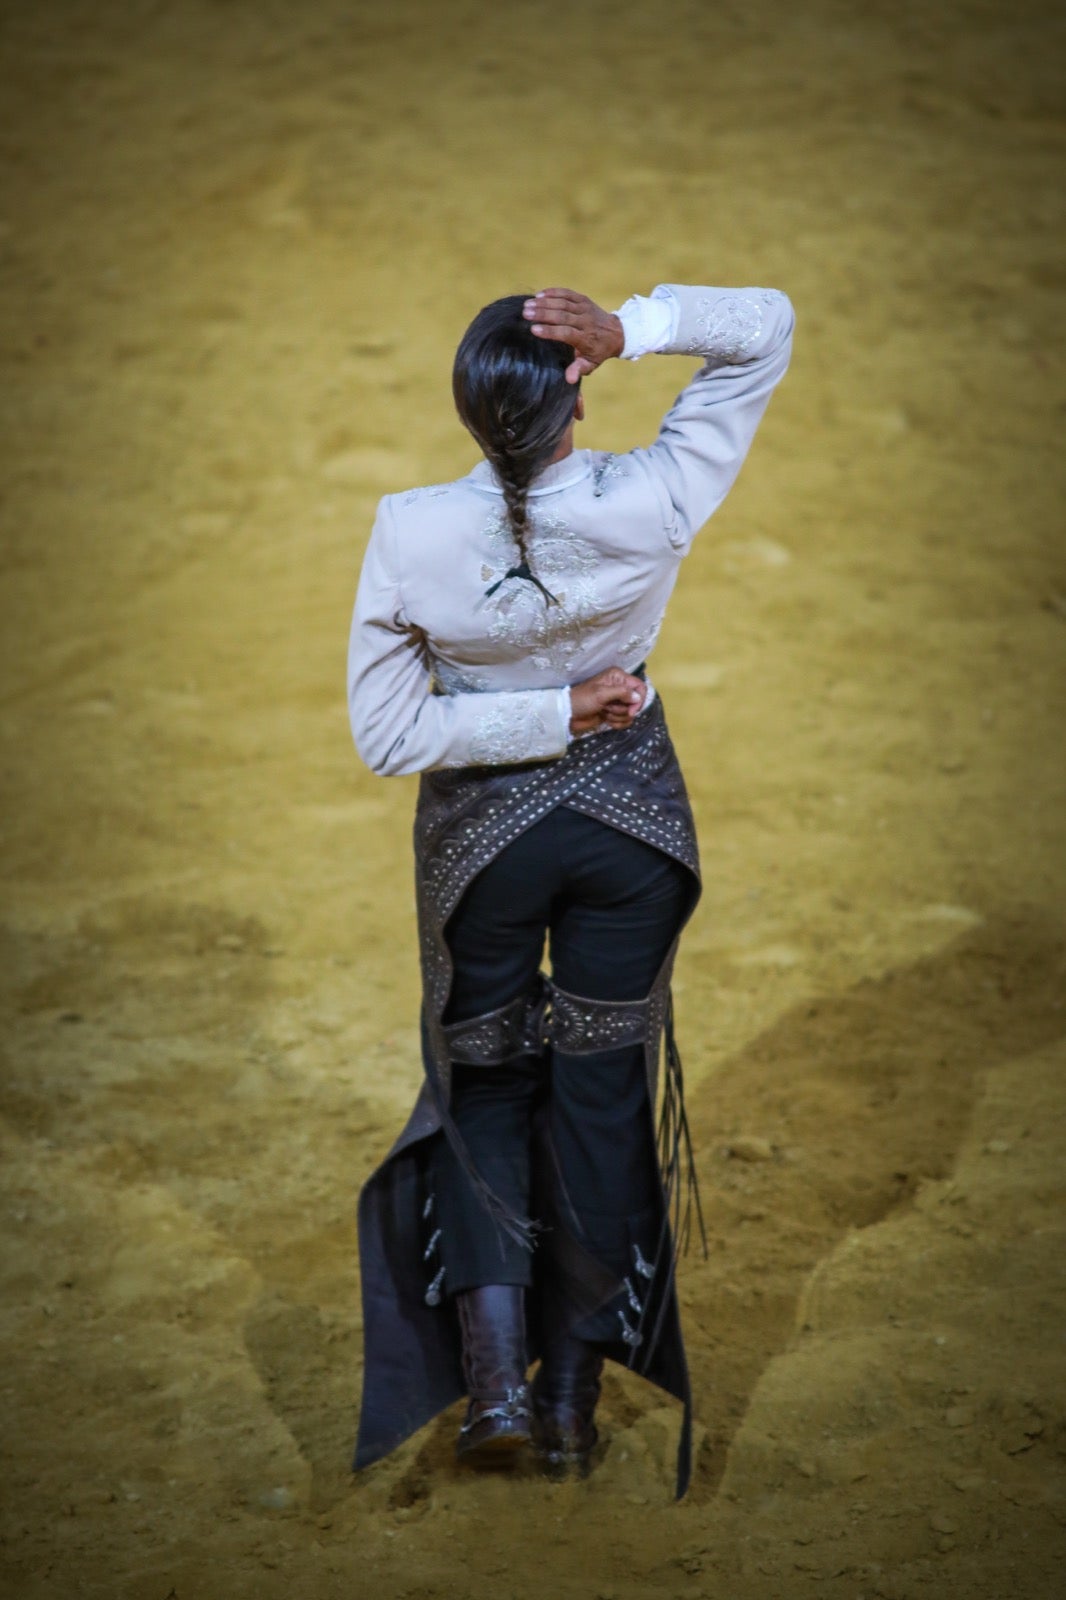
[545,982,650,1055]
[442,976,549,1066]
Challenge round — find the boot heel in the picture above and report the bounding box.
[531,1334,603,1478]
[455,1286,532,1467]
[457,1384,533,1466]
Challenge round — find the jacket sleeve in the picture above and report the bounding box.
[629,284,795,554]
[347,497,571,777]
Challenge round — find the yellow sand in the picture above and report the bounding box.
[1,1,1064,1596]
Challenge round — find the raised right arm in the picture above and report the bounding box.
[526,282,795,554]
[626,283,795,553]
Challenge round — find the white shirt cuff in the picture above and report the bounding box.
[558,685,574,742]
[615,285,680,360]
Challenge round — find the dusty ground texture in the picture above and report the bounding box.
[1,1,1065,1597]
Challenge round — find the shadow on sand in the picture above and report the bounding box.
[244,905,1065,1509]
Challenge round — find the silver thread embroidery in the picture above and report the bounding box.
[623,615,664,670]
[402,484,450,506]
[482,508,602,677]
[688,294,764,360]
[592,452,626,498]
[469,694,549,765]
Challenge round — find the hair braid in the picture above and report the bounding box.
[495,452,534,569]
[452,294,578,596]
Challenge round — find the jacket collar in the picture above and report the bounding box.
[466,452,592,498]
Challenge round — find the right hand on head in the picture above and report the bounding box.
[523,289,625,385]
[569,667,647,736]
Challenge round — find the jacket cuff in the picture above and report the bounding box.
[558,685,574,742]
[615,286,680,360]
[659,284,792,363]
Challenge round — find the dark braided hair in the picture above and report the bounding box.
[452,295,579,592]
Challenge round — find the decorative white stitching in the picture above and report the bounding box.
[688,293,765,360]
[469,695,550,765]
[482,508,603,677]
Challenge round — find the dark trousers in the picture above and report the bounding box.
[429,805,691,1296]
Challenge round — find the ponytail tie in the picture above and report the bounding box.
[485,561,558,605]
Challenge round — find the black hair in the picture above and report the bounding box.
[452,295,578,581]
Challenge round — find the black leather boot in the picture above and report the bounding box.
[455,1285,533,1465]
[531,1327,604,1475]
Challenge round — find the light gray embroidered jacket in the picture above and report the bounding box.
[347,284,795,776]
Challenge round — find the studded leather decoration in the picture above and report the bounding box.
[442,978,549,1066]
[546,984,649,1055]
[414,696,698,1106]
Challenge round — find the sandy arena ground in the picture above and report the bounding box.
[2,1,1064,1596]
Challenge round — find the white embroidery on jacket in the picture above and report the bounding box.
[688,294,765,360]
[482,509,602,676]
[591,452,626,498]
[468,695,546,765]
[623,615,664,669]
[402,484,450,507]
